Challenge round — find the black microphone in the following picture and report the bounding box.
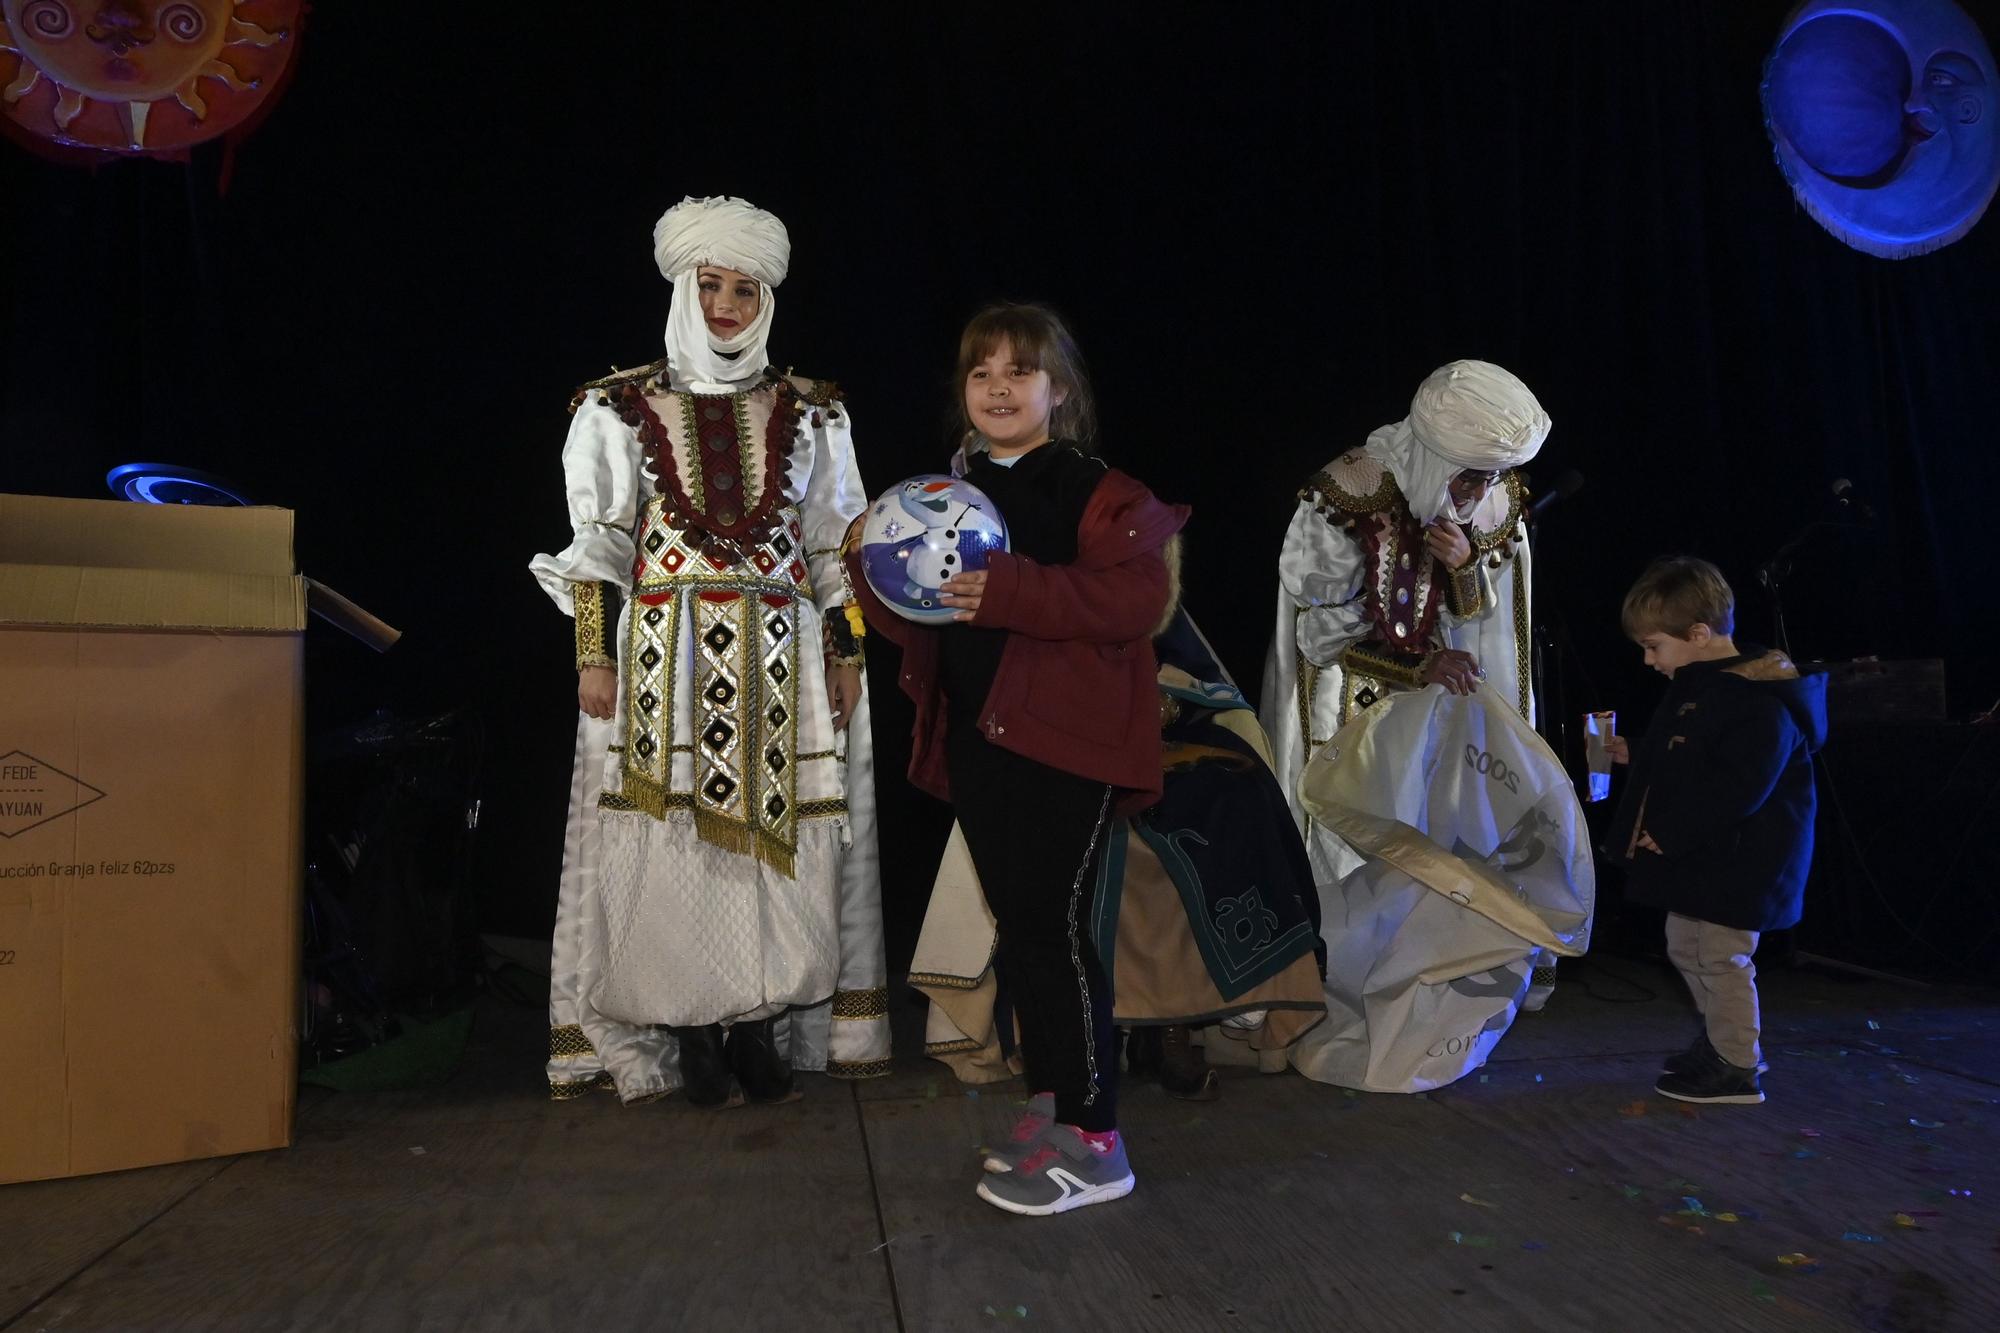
[1831,477,1877,523]
[1526,469,1584,522]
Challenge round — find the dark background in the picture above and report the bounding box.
[5,2,1996,969]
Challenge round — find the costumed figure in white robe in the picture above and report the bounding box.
[529,196,889,1106]
[1261,360,1595,1090]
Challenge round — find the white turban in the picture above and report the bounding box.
[1408,360,1551,470]
[651,196,791,392]
[652,195,790,287]
[1365,360,1552,523]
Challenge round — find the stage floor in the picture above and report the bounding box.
[6,958,1998,1332]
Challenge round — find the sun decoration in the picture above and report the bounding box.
[0,0,299,156]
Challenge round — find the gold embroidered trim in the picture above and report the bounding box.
[549,1071,614,1100]
[549,1024,597,1059]
[1302,463,1399,516]
[827,1057,892,1079]
[1444,560,1485,619]
[1341,642,1427,690]
[784,372,845,407]
[616,526,812,877]
[1292,607,1320,761]
[908,970,987,991]
[1512,553,1533,722]
[622,1088,670,1106]
[599,783,697,816]
[924,1038,984,1055]
[1470,472,1527,555]
[570,359,667,413]
[831,986,890,1020]
[797,750,837,763]
[672,393,709,514]
[573,581,613,671]
[796,797,848,820]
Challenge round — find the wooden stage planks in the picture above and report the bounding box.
[3,964,1994,1332]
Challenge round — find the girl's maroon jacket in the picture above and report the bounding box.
[845,467,1189,815]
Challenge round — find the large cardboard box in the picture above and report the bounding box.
[0,494,304,1183]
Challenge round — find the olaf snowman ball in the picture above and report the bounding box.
[858,475,1010,624]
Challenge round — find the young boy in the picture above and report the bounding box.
[1606,557,1827,1105]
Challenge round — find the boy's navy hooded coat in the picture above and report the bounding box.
[1609,647,1829,933]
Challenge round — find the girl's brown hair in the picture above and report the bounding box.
[953,302,1099,450]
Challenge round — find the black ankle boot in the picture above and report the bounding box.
[1159,1024,1220,1101]
[669,1024,735,1108]
[1123,1026,1163,1077]
[726,1017,796,1104]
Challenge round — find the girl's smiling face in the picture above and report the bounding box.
[964,339,1064,456]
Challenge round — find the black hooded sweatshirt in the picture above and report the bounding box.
[1609,646,1829,933]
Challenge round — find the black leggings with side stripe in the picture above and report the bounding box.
[946,726,1119,1133]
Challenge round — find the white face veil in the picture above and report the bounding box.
[651,196,791,393]
[1365,360,1552,523]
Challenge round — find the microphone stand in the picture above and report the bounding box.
[1756,519,1842,661]
[1527,508,1575,779]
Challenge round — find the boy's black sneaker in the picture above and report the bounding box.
[1655,1053,1765,1105]
[1661,1035,1714,1077]
[1661,1034,1768,1077]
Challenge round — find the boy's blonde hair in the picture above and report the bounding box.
[1620,556,1736,639]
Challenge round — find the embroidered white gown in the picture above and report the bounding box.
[530,369,890,1101]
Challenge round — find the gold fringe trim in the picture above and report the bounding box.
[603,770,818,877]
[693,806,797,879]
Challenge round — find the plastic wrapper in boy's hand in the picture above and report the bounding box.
[1583,710,1617,802]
